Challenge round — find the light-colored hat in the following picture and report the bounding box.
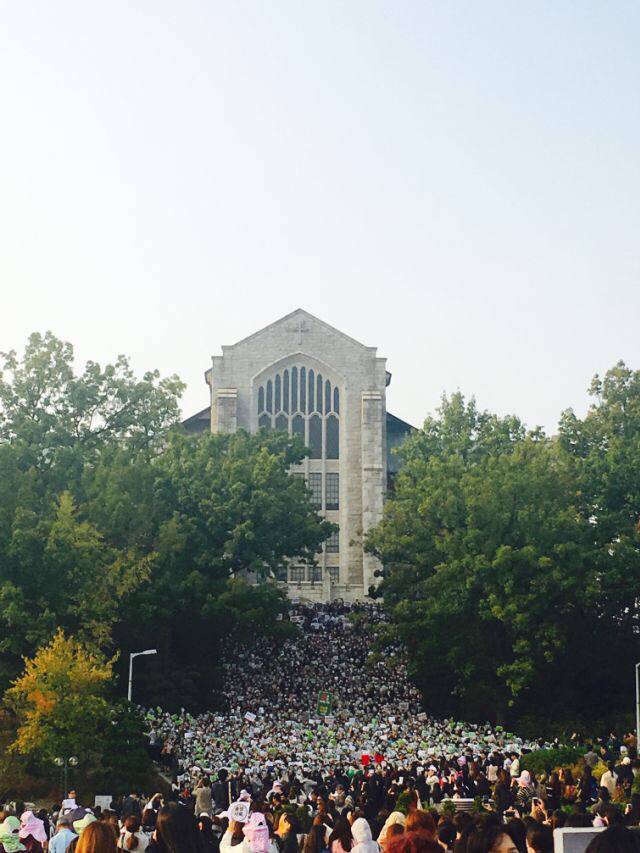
[0,818,26,853]
[73,813,97,834]
[19,813,47,844]
[517,771,532,788]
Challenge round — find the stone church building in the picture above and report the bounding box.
[183,309,413,603]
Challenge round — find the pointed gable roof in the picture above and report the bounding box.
[227,308,375,353]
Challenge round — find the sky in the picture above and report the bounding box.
[1,1,639,432]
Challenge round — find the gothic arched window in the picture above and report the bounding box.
[275,374,281,413]
[326,415,339,459]
[308,369,315,414]
[309,414,322,459]
[291,367,298,412]
[256,367,340,461]
[300,367,306,412]
[292,414,305,441]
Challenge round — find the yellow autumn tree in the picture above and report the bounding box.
[4,630,114,766]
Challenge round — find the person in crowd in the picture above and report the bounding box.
[197,816,220,853]
[0,817,26,853]
[275,814,299,853]
[301,822,325,853]
[149,805,205,853]
[194,782,213,819]
[386,835,440,853]
[559,769,577,805]
[524,825,552,853]
[436,822,456,853]
[600,763,618,797]
[379,826,402,853]
[465,820,518,853]
[219,822,249,853]
[585,825,640,852]
[99,816,119,842]
[547,811,565,832]
[117,817,148,853]
[377,815,404,848]
[19,813,47,853]
[404,811,436,842]
[49,819,76,853]
[121,797,141,822]
[76,824,117,853]
[543,773,561,813]
[350,819,378,853]
[328,818,352,853]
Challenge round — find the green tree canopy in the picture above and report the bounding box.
[367,387,640,731]
[0,332,333,710]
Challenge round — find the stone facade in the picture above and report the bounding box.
[183,309,413,603]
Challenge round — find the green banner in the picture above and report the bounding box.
[316,690,333,716]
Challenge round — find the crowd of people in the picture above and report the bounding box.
[3,758,640,853]
[145,603,544,786]
[3,603,640,852]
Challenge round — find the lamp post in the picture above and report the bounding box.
[128,649,157,702]
[54,755,78,797]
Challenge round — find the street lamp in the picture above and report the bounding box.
[54,755,78,797]
[128,649,157,702]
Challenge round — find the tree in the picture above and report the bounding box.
[0,333,183,689]
[3,632,153,795]
[559,361,640,632]
[4,630,113,767]
[108,430,332,710]
[367,392,637,731]
[0,490,152,687]
[0,332,184,473]
[0,332,334,711]
[152,430,333,580]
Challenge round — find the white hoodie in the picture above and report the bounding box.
[351,819,379,853]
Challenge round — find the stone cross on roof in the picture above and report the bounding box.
[287,317,309,345]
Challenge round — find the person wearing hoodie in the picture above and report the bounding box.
[0,817,26,853]
[350,820,378,853]
[19,813,47,853]
[376,814,404,848]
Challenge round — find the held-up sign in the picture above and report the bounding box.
[244,712,257,723]
[317,691,333,717]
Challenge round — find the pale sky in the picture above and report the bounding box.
[1,2,638,432]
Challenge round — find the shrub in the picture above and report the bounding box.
[521,747,585,776]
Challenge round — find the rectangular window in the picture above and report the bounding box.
[308,472,322,508]
[325,473,339,510]
[327,567,339,583]
[308,566,322,583]
[326,529,339,553]
[289,566,305,583]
